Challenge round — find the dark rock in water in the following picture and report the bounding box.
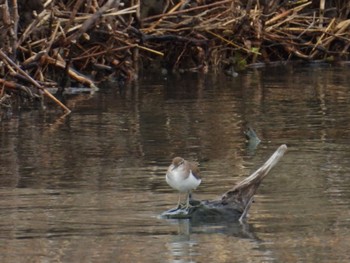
[161,144,287,222]
[244,126,260,142]
[244,126,261,155]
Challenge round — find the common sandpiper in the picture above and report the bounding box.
[166,157,201,209]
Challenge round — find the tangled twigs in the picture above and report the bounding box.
[0,50,71,113]
[65,0,121,45]
[1,0,350,112]
[140,0,350,69]
[0,0,140,112]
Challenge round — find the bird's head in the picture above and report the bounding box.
[171,157,184,170]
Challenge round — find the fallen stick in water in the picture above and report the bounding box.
[161,144,288,222]
[0,50,71,113]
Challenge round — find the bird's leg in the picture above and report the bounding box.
[188,192,192,202]
[185,191,191,209]
[177,193,182,209]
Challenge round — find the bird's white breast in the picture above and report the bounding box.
[166,165,201,192]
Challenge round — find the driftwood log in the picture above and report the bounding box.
[161,144,288,222]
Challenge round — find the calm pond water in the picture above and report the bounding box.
[1,65,350,262]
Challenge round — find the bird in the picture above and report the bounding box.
[166,157,201,209]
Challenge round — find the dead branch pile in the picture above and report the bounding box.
[141,0,350,71]
[0,0,139,113]
[0,0,349,112]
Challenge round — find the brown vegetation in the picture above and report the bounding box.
[0,0,349,112]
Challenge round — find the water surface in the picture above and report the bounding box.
[1,65,350,262]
